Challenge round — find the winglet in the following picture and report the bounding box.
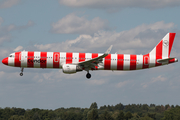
[105,45,113,55]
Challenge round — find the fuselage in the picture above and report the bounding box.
[2,51,177,71]
[1,33,178,79]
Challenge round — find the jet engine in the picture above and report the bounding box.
[62,64,83,74]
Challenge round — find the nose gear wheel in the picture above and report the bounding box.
[20,68,24,76]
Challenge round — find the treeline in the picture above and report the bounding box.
[0,102,180,120]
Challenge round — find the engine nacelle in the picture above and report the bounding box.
[62,64,83,74]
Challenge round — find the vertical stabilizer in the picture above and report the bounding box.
[149,33,176,59]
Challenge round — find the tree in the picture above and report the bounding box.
[90,102,98,109]
[142,104,149,111]
[150,104,156,107]
[171,105,174,109]
[8,115,24,120]
[165,104,171,110]
[147,113,156,120]
[114,103,124,111]
[162,106,180,120]
[140,116,153,120]
[99,111,113,120]
[116,110,124,120]
[82,109,89,120]
[87,109,98,120]
[124,111,133,120]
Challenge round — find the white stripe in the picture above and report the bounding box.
[149,48,156,68]
[60,52,66,67]
[73,53,79,63]
[123,54,130,70]
[162,33,169,59]
[8,53,15,67]
[84,53,91,70]
[136,55,143,70]
[111,54,117,70]
[34,52,40,68]
[21,51,27,67]
[98,53,104,70]
[47,52,53,68]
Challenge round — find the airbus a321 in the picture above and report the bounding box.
[2,33,178,79]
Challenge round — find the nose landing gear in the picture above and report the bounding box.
[20,68,24,76]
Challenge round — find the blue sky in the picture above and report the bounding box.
[0,0,180,109]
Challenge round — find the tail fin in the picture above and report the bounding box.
[149,33,176,59]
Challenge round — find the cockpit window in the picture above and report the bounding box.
[9,55,14,57]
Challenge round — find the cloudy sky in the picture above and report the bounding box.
[0,0,180,109]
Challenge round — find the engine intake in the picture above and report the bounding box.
[62,64,83,74]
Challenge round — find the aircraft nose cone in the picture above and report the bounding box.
[2,57,8,65]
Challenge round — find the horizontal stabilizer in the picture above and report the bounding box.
[157,58,175,63]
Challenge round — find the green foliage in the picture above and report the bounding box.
[0,102,179,120]
[90,102,98,109]
[116,110,124,120]
[140,116,153,120]
[125,111,133,120]
[87,109,98,120]
[114,103,124,111]
[99,111,114,120]
[162,106,180,120]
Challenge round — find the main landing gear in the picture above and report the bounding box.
[20,68,24,76]
[86,72,91,79]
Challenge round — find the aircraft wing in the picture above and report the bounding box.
[72,45,113,69]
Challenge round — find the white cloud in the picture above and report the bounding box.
[152,75,167,83]
[0,20,34,45]
[37,21,174,55]
[141,75,167,88]
[59,0,180,9]
[0,0,21,9]
[13,46,23,52]
[51,13,109,34]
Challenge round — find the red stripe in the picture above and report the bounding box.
[40,52,47,68]
[143,54,149,69]
[104,54,111,70]
[92,53,98,70]
[117,54,123,70]
[66,52,72,64]
[168,33,176,57]
[53,52,60,68]
[15,52,21,67]
[156,41,163,66]
[27,51,34,68]
[169,58,175,63]
[79,53,85,62]
[130,55,136,70]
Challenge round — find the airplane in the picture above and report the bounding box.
[2,33,178,79]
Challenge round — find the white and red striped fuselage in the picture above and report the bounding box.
[1,33,178,79]
[4,51,177,70]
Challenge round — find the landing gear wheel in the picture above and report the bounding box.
[20,73,23,76]
[86,73,91,79]
[20,68,24,76]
